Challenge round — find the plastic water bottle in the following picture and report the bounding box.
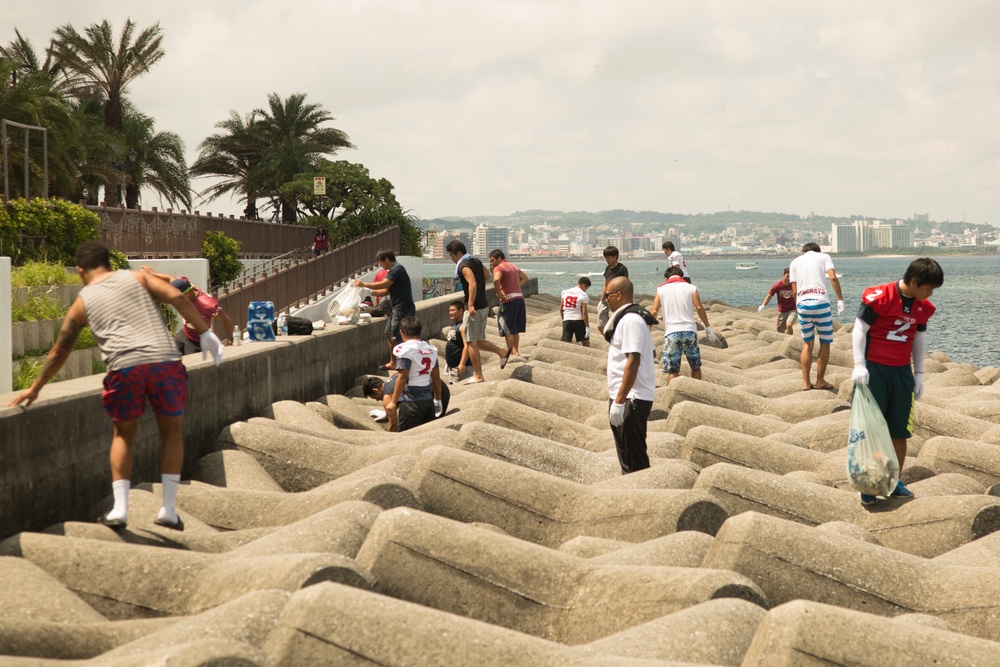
[278,314,288,336]
[232,325,241,347]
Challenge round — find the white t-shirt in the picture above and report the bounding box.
[789,251,835,304]
[560,286,590,321]
[656,277,699,334]
[393,338,438,401]
[668,250,689,278]
[606,307,656,401]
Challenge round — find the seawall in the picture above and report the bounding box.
[0,280,536,540]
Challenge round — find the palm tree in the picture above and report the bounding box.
[253,92,354,222]
[51,19,164,204]
[0,59,80,200]
[122,106,192,210]
[190,111,265,219]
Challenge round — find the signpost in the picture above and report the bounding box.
[313,177,326,195]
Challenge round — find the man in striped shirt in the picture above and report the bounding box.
[789,242,845,391]
[8,241,224,531]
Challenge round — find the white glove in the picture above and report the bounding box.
[914,372,924,400]
[705,326,717,343]
[609,401,625,427]
[852,364,870,386]
[837,300,845,316]
[434,400,443,418]
[200,330,224,366]
[758,304,765,313]
[585,327,590,339]
[368,409,387,422]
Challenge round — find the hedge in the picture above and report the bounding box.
[0,198,100,266]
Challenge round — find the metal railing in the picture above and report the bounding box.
[217,225,400,328]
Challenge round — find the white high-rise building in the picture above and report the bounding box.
[831,220,913,253]
[474,224,510,257]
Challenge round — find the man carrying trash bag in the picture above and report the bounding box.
[850,258,944,506]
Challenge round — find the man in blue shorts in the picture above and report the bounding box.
[789,242,844,391]
[489,249,529,357]
[9,241,224,530]
[650,266,716,383]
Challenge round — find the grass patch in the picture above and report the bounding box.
[11,294,66,322]
[91,354,107,375]
[12,358,44,391]
[12,261,79,287]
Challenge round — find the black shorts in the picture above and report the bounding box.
[397,399,434,432]
[562,320,588,343]
[867,361,915,440]
[385,308,415,344]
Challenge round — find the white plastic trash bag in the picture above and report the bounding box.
[846,384,900,497]
[327,284,362,325]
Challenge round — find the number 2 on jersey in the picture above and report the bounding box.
[886,319,911,342]
[419,357,432,375]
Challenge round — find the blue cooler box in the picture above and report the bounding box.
[247,301,276,341]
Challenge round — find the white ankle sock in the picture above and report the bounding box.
[158,474,181,522]
[108,480,130,521]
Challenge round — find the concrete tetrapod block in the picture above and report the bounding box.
[534,336,610,359]
[408,446,729,547]
[680,425,832,477]
[354,507,766,644]
[767,409,853,452]
[408,395,634,454]
[742,599,1000,667]
[585,598,767,666]
[492,376,605,419]
[917,435,1000,487]
[217,420,462,492]
[693,462,1000,558]
[530,346,609,374]
[702,511,1000,642]
[0,589,285,662]
[264,399,350,438]
[314,394,386,431]
[0,556,107,624]
[662,401,789,438]
[0,531,372,620]
[174,456,420,530]
[659,376,849,422]
[457,421,698,487]
[192,449,284,492]
[503,361,609,400]
[0,616,173,661]
[261,582,681,667]
[583,531,716,568]
[5,640,274,666]
[913,401,1000,445]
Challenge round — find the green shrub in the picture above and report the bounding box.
[11,261,79,287]
[202,230,242,288]
[0,198,100,266]
[11,294,66,321]
[108,249,130,271]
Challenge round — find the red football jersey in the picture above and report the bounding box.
[861,281,935,366]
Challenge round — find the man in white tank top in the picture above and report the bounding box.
[650,266,717,383]
[8,241,224,531]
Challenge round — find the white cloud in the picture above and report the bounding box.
[6,0,999,223]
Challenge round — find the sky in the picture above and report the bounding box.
[7,1,1000,224]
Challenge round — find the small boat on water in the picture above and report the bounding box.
[735,262,759,270]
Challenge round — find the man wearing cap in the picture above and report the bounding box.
[140,267,234,354]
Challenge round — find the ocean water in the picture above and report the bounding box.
[424,255,999,369]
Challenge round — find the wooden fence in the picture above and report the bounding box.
[91,205,314,258]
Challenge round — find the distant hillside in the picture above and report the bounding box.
[416,209,996,235]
